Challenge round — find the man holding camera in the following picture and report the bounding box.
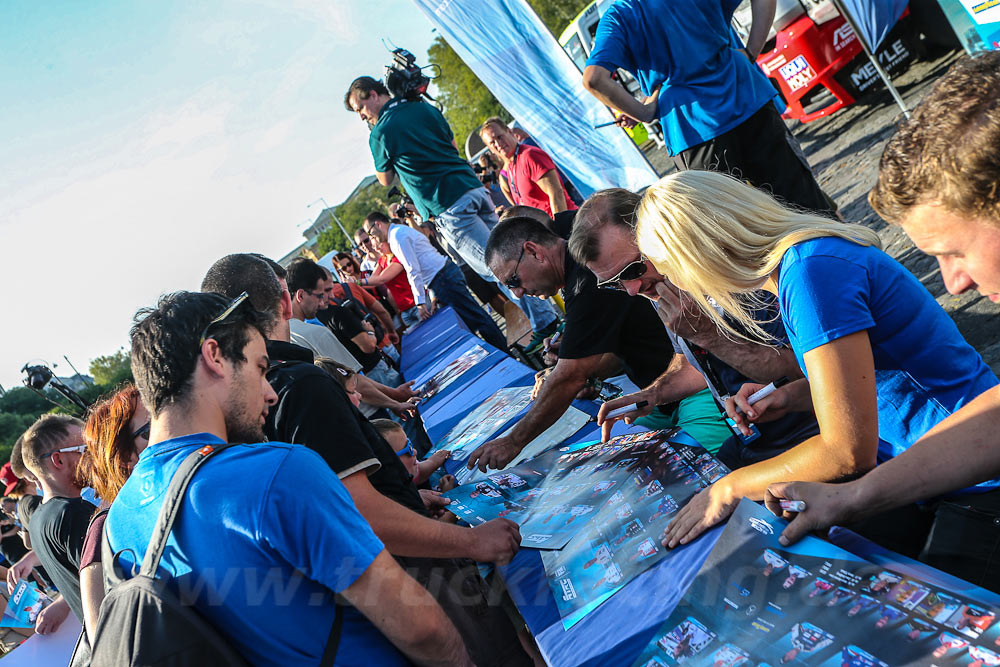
[345,75,560,346]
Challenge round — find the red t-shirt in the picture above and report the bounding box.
[376,255,416,312]
[509,144,578,217]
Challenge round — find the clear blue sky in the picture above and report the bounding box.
[0,0,437,391]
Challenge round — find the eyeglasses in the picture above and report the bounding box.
[396,441,416,458]
[596,257,648,291]
[199,291,250,347]
[131,421,150,442]
[43,444,87,459]
[504,245,527,289]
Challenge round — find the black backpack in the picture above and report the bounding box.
[90,443,345,666]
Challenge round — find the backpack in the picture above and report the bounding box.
[90,443,345,666]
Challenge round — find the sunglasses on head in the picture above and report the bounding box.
[199,291,250,347]
[596,257,648,291]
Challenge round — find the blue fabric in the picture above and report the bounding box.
[837,0,908,50]
[779,237,999,489]
[586,0,777,154]
[107,434,405,667]
[410,0,657,194]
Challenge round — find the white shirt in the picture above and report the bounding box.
[387,223,446,306]
[288,319,362,373]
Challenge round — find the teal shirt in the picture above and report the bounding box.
[369,98,483,218]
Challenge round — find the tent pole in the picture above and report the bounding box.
[831,0,910,119]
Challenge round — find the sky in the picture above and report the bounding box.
[0,0,438,391]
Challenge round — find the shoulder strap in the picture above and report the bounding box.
[139,443,233,578]
[319,601,344,667]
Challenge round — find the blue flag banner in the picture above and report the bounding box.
[409,0,658,196]
[837,0,908,49]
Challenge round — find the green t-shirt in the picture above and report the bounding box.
[369,99,483,218]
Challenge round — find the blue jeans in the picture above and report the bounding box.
[366,358,402,388]
[437,187,559,330]
[428,261,508,351]
[400,306,421,327]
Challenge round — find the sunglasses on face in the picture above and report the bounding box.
[596,257,648,291]
[198,291,250,347]
[131,421,150,442]
[396,441,416,458]
[503,245,527,289]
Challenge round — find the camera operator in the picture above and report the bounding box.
[345,74,561,348]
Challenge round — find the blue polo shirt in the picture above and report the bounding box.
[586,0,776,154]
[778,237,1000,491]
[106,434,409,667]
[369,98,482,219]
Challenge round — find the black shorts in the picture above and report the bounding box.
[673,103,837,217]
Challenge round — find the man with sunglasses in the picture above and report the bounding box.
[468,209,676,472]
[20,414,92,635]
[201,254,533,667]
[568,189,819,470]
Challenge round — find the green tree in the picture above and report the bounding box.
[526,0,593,35]
[89,348,133,387]
[315,180,397,257]
[427,36,510,154]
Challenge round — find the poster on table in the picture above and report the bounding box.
[414,345,489,399]
[445,427,728,560]
[934,0,1000,53]
[1,581,52,629]
[428,386,535,459]
[540,429,729,629]
[452,401,591,486]
[631,498,1000,666]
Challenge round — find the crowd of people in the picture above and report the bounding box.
[2,0,998,663]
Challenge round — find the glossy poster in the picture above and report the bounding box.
[540,429,729,629]
[631,499,1000,666]
[415,345,489,399]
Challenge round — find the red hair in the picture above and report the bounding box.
[79,384,142,503]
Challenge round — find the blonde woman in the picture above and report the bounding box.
[636,171,999,568]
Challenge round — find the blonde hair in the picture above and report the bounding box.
[634,170,880,342]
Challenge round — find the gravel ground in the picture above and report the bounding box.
[643,47,1000,374]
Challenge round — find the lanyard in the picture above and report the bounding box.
[508,143,524,203]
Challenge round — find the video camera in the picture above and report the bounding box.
[385,48,432,101]
[387,186,415,212]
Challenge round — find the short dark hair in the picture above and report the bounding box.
[364,211,391,227]
[484,216,560,266]
[870,52,1000,227]
[344,76,389,111]
[569,188,641,264]
[201,254,283,334]
[286,258,326,295]
[250,253,286,280]
[130,291,268,415]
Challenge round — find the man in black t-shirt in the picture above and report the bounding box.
[202,253,534,667]
[468,211,677,472]
[20,414,92,639]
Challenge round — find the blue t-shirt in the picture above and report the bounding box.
[106,434,409,667]
[586,0,776,154]
[778,237,999,490]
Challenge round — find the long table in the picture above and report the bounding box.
[402,307,723,667]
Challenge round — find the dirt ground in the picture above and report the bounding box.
[644,47,1000,374]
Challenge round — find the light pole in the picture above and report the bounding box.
[307,197,357,250]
